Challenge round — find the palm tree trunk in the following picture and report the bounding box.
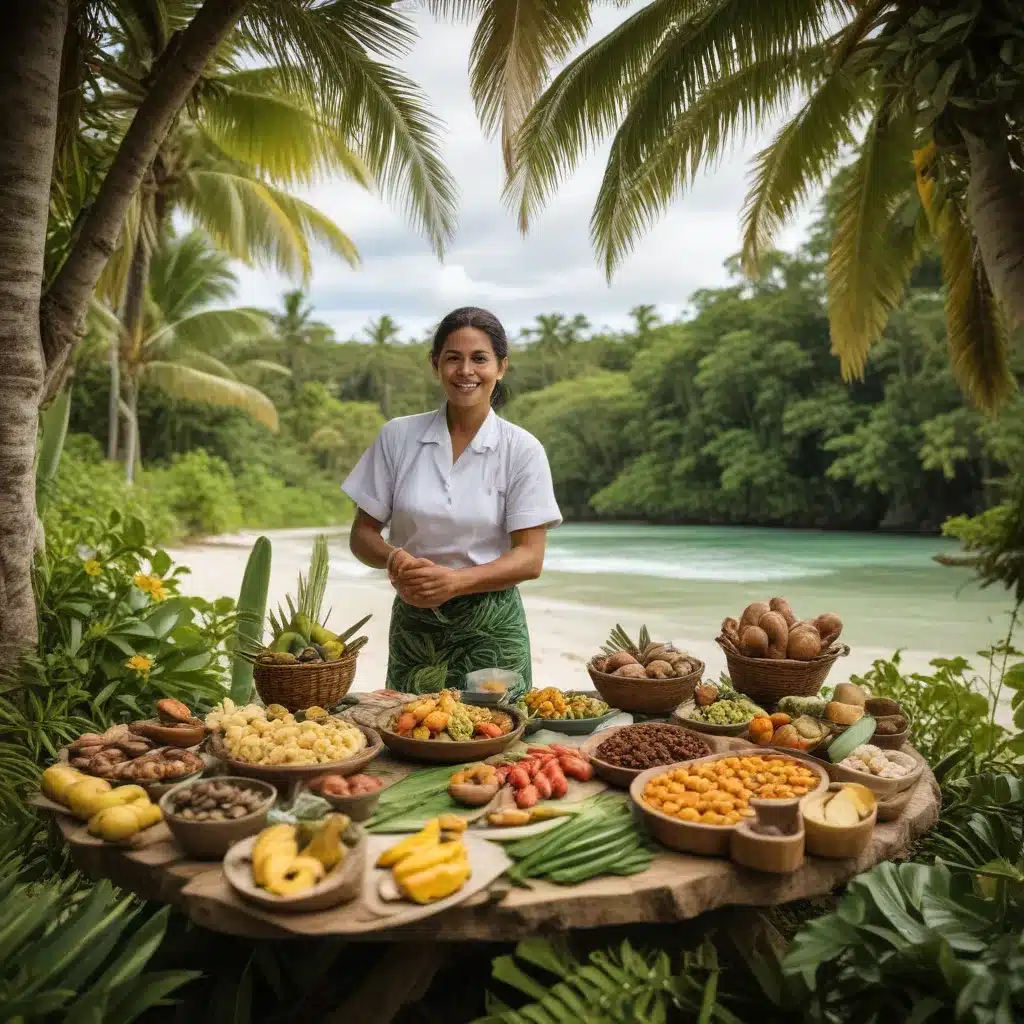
[0,2,66,651]
[119,219,151,474]
[108,333,121,460]
[124,377,140,486]
[962,126,1024,331]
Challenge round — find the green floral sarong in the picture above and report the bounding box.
[386,588,532,702]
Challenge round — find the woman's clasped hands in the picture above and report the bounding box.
[388,549,459,608]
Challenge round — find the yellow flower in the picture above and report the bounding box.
[83,560,102,577]
[126,654,153,677]
[133,572,168,601]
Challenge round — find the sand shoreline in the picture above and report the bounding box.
[168,529,966,693]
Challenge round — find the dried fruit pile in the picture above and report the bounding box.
[592,624,700,680]
[719,598,842,661]
[390,689,513,741]
[641,754,820,825]
[594,724,710,770]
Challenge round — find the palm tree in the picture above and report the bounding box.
[94,14,372,461]
[459,0,1023,410]
[360,315,403,415]
[363,315,403,348]
[270,289,334,398]
[91,231,282,482]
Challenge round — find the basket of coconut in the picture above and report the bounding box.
[588,625,704,714]
[715,598,849,702]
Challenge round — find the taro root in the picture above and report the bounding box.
[768,597,798,628]
[740,625,770,659]
[758,612,790,660]
[739,602,771,632]
[604,651,639,673]
[786,627,821,661]
[865,697,901,718]
[645,659,675,679]
[614,663,648,680]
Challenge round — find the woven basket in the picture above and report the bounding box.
[716,636,849,703]
[587,658,703,715]
[253,651,359,713]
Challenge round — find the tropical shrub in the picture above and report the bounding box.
[0,842,198,1022]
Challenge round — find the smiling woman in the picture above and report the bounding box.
[343,307,562,699]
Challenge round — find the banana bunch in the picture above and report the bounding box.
[250,814,355,897]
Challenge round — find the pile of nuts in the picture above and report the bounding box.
[167,781,267,821]
[595,723,710,770]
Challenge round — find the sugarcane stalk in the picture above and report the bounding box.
[230,536,272,705]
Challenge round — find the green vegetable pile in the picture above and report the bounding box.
[504,795,654,885]
[688,697,763,725]
[365,765,475,833]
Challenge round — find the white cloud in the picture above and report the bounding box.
[229,7,820,340]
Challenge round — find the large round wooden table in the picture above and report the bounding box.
[37,736,940,943]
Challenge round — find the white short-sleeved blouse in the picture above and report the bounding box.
[342,404,562,570]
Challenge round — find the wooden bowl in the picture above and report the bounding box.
[580,724,712,790]
[205,724,383,785]
[159,777,277,859]
[224,832,366,913]
[587,658,703,715]
[376,708,526,764]
[629,750,830,857]
[671,700,753,737]
[828,750,923,798]
[130,718,207,748]
[309,777,393,822]
[861,700,912,750]
[522,690,618,735]
[729,806,805,874]
[800,783,877,859]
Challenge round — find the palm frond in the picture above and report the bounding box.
[826,108,918,382]
[591,45,831,279]
[143,307,270,358]
[740,53,872,275]
[177,169,314,277]
[240,358,292,378]
[504,0,684,231]
[174,349,240,380]
[141,361,280,431]
[197,77,371,189]
[261,184,361,268]
[433,0,592,171]
[147,229,238,321]
[239,0,457,257]
[930,188,1015,411]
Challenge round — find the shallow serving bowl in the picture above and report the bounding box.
[376,708,525,764]
[205,724,383,785]
[159,776,277,860]
[580,724,711,790]
[671,700,753,737]
[629,750,830,857]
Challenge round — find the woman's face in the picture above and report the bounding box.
[434,327,507,410]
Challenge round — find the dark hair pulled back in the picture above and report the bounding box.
[430,306,509,409]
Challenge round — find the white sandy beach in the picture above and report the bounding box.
[169,528,975,693]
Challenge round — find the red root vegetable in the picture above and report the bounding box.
[549,772,568,798]
[508,767,530,790]
[559,757,593,781]
[533,773,553,799]
[542,760,563,780]
[515,784,539,809]
[474,723,502,739]
[550,745,576,757]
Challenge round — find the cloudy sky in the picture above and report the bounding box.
[233,6,820,341]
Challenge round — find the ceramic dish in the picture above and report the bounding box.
[376,708,526,764]
[729,799,805,874]
[312,776,393,822]
[629,749,830,857]
[801,782,877,859]
[159,776,277,859]
[828,750,923,798]
[522,690,620,735]
[671,700,753,737]
[224,832,366,913]
[580,723,712,790]
[205,724,383,785]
